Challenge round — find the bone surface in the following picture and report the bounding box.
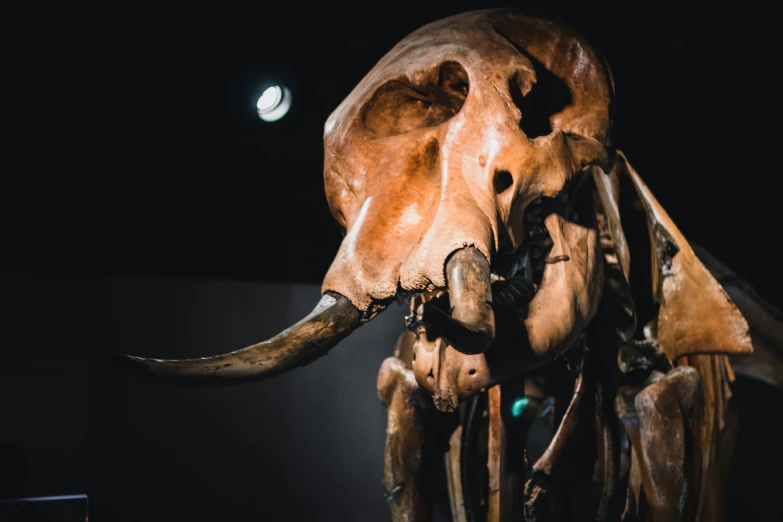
[418,246,495,355]
[118,292,361,383]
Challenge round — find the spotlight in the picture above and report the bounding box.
[256,84,292,122]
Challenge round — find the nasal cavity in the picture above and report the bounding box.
[494,170,514,194]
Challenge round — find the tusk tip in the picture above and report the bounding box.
[113,353,138,367]
[112,354,160,377]
[113,354,194,386]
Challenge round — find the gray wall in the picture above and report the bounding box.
[3,274,781,521]
[1,274,408,521]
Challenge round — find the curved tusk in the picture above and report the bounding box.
[115,292,362,384]
[420,246,496,354]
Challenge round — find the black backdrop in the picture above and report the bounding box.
[3,1,783,521]
[3,0,781,304]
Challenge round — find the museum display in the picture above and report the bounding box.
[119,8,783,521]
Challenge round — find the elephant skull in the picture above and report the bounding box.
[321,9,612,410]
[120,8,618,412]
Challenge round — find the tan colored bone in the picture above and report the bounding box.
[617,152,753,360]
[321,10,612,372]
[377,356,433,522]
[615,367,704,522]
[693,243,783,389]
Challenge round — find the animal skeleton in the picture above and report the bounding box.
[121,9,783,521]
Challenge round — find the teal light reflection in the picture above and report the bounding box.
[511,397,529,417]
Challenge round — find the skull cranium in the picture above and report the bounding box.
[321,9,612,409]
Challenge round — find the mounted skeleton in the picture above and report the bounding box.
[120,9,783,522]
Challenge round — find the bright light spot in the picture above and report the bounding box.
[256,86,281,111]
[511,397,529,417]
[256,84,292,122]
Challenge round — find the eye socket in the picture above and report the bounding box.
[362,61,469,137]
[509,61,572,139]
[438,61,469,103]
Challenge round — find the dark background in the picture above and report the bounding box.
[3,0,781,303]
[2,1,782,521]
[0,275,411,521]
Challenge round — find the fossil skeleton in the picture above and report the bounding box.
[120,9,783,521]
